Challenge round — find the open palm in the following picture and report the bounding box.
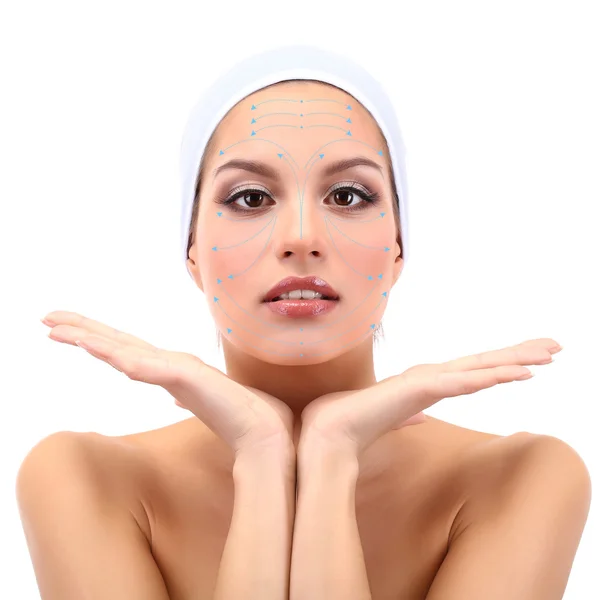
[42,311,295,454]
[299,338,562,458]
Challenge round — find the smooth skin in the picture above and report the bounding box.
[16,310,590,600]
[18,79,591,599]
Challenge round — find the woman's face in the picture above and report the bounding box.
[187,81,404,366]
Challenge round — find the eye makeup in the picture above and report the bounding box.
[214,180,382,215]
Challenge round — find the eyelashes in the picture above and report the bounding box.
[214,181,381,215]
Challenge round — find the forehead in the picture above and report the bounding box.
[207,80,386,171]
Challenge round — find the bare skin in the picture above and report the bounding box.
[23,318,588,599]
[101,412,508,599]
[18,79,590,599]
[185,79,405,451]
[70,404,587,600]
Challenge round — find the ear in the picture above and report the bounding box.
[186,244,204,293]
[391,248,404,288]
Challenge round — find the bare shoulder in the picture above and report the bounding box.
[459,424,590,490]
[17,431,114,488]
[420,414,589,486]
[408,416,591,551]
[403,415,579,503]
[16,432,175,599]
[413,414,571,465]
[419,421,592,599]
[17,430,155,543]
[440,421,592,541]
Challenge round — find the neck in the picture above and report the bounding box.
[220,335,378,419]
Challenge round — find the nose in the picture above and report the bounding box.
[271,191,329,258]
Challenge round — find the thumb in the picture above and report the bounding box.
[397,411,427,428]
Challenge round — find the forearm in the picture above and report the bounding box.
[213,440,296,600]
[290,436,371,600]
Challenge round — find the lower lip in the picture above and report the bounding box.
[263,299,339,317]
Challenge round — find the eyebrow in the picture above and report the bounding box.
[212,156,384,181]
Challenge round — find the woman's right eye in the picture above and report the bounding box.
[233,190,271,210]
[220,188,273,213]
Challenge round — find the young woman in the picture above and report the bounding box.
[18,46,590,600]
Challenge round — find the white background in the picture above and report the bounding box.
[2,1,598,598]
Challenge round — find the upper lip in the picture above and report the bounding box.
[262,276,340,302]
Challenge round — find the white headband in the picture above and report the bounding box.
[179,44,410,280]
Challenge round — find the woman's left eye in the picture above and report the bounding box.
[217,183,381,214]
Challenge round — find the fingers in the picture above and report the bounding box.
[42,310,158,353]
[74,334,178,385]
[42,310,205,389]
[440,338,561,374]
[424,364,535,400]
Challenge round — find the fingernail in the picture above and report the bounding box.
[41,318,55,326]
[516,370,535,380]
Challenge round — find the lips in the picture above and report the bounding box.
[264,297,339,318]
[262,275,340,302]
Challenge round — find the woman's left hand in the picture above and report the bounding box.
[298,337,563,460]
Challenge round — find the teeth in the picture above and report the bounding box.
[274,289,324,301]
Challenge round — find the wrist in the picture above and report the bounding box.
[233,438,296,481]
[298,429,359,479]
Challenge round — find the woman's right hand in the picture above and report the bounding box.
[41,311,295,457]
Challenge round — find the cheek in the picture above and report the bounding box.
[199,219,263,305]
[336,217,396,283]
[199,211,395,305]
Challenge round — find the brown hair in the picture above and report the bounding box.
[186,79,403,349]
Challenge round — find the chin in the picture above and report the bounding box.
[222,334,352,366]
